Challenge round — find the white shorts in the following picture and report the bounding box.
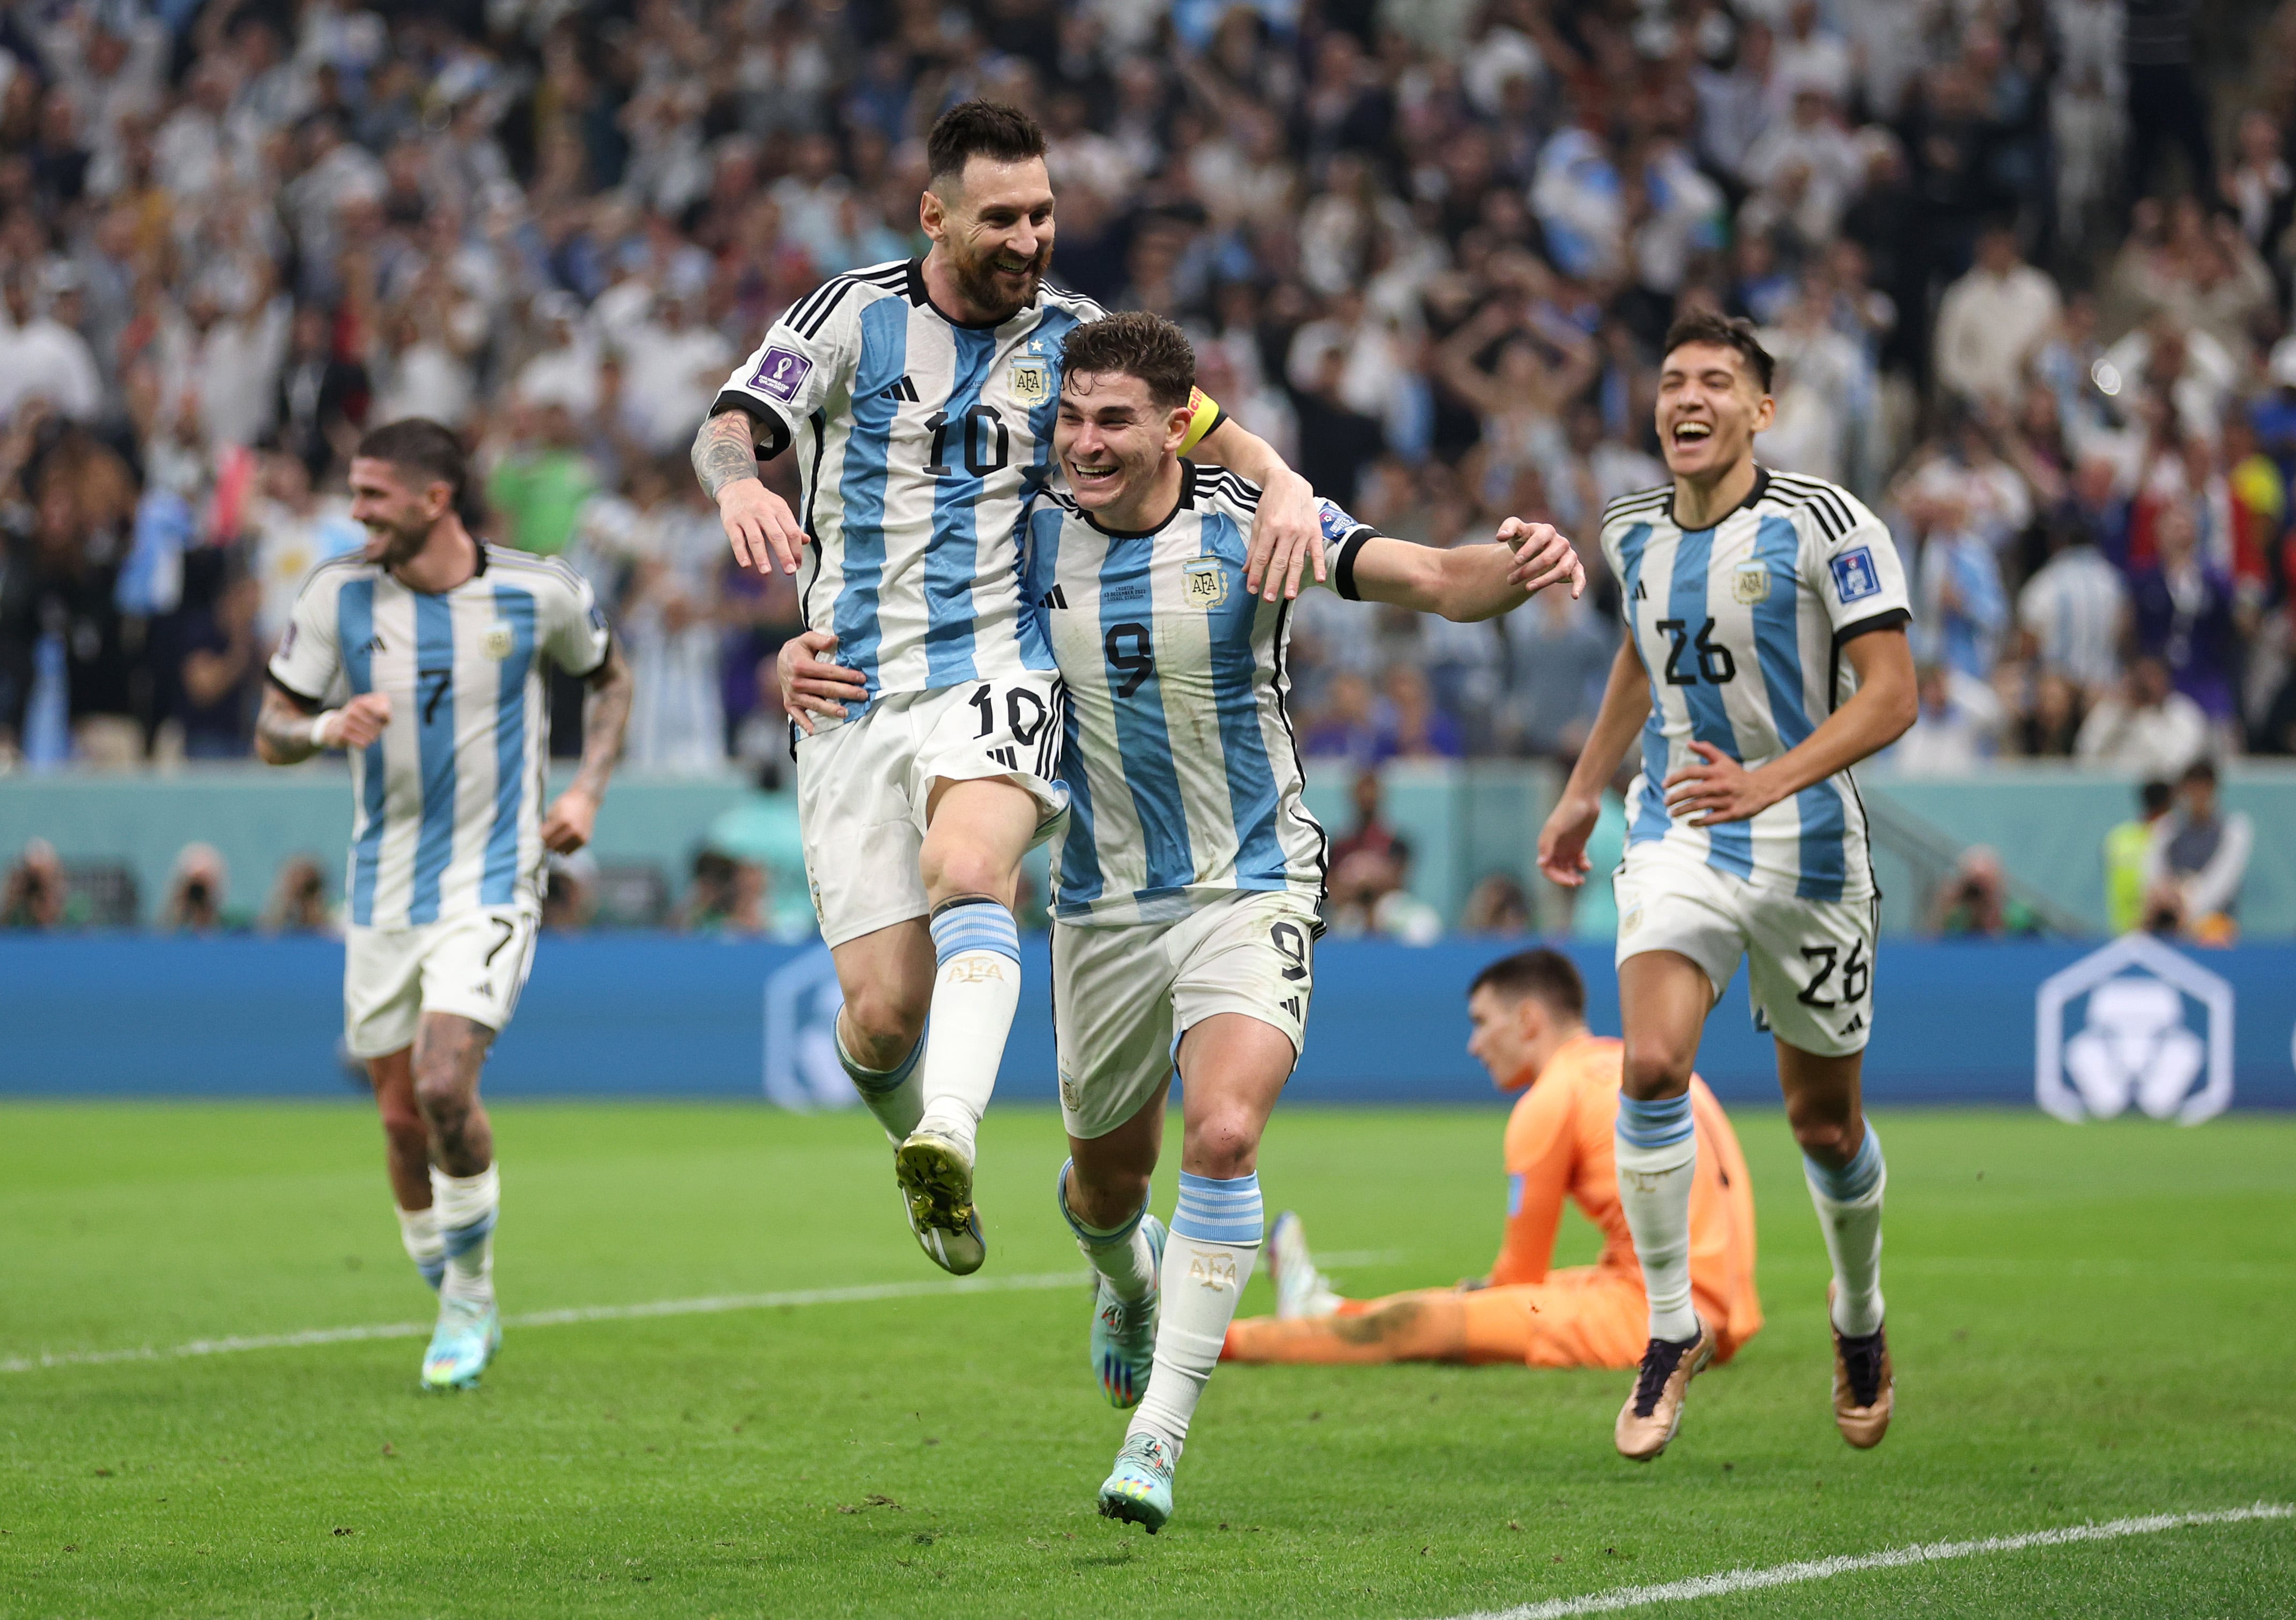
[344,906,539,1059]
[794,672,1069,948]
[1612,839,1878,1057]
[1053,889,1317,1140]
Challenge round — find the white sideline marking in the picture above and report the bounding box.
[1438,1503,2294,1619]
[0,1248,1406,1375]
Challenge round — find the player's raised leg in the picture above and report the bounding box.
[1612,949,1717,1460]
[1101,1011,1289,1533]
[892,775,1041,1273]
[413,1012,503,1392]
[1780,1040,1892,1446]
[367,1048,444,1290]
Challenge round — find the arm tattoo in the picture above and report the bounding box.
[570,641,634,803]
[692,409,762,501]
[255,684,321,765]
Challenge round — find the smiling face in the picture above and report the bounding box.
[1055,369,1193,521]
[1656,340,1774,482]
[923,155,1055,322]
[348,455,450,569]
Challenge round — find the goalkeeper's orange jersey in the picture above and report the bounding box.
[1492,1033,1762,1357]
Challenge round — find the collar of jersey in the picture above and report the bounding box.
[380,540,491,593]
[1080,461,1195,540]
[1665,464,1769,531]
[905,256,1019,331]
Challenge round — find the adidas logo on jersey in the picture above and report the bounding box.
[1632,579,1648,601]
[878,375,921,403]
[1039,585,1070,611]
[362,633,387,654]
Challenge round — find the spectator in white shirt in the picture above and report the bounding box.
[1935,224,2062,409]
[616,287,732,456]
[0,265,103,424]
[2076,655,2210,779]
[2018,507,2129,693]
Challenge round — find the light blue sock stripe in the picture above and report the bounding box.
[1805,1127,1884,1203]
[1056,1158,1146,1243]
[836,1027,921,1096]
[441,1211,495,1259]
[1616,1092,1695,1150]
[1171,1171,1263,1245]
[930,902,1020,964]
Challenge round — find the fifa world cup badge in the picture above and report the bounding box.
[1183,558,1227,609]
[1009,357,1051,405]
[483,623,515,660]
[1731,561,1771,605]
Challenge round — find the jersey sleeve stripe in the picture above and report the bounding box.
[1834,606,1912,645]
[265,667,324,707]
[1332,528,1373,600]
[709,389,794,458]
[793,279,858,339]
[1769,473,1858,540]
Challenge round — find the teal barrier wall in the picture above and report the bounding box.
[3,761,2291,935]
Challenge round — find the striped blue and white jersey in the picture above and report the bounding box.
[268,547,610,930]
[712,258,1107,708]
[1024,465,1365,927]
[1600,467,1912,901]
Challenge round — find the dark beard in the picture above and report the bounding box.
[950,242,1048,320]
[369,519,432,571]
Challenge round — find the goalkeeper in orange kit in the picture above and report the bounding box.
[1223,949,1760,1370]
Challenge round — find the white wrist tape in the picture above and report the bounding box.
[309,711,337,749]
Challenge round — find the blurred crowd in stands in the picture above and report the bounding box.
[0,0,2287,934]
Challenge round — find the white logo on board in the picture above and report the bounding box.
[762,946,862,1112]
[2034,935,2233,1125]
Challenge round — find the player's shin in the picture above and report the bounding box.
[431,1163,499,1306]
[1060,1159,1158,1303]
[838,1024,924,1145]
[396,1204,446,1291]
[913,898,1023,1153]
[1130,1172,1263,1452]
[1614,1095,1699,1343]
[1805,1125,1886,1337]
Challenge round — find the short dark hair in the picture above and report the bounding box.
[2180,758,2218,788]
[2139,778,2174,816]
[1661,310,1775,394]
[925,101,1047,190]
[355,417,484,531]
[1060,312,1196,411]
[1468,948,1587,1020]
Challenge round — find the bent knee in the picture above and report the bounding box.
[1182,1116,1263,1180]
[1620,1040,1696,1099]
[1789,1112,1863,1164]
[841,983,928,1050]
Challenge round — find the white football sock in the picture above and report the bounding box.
[431,1164,499,1307]
[1806,1126,1887,1337]
[913,899,1021,1153]
[837,1020,923,1145]
[396,1204,445,1290]
[1130,1172,1262,1453]
[1058,1159,1157,1304]
[1615,1093,1699,1343]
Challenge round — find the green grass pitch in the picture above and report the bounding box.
[3,1101,2291,1618]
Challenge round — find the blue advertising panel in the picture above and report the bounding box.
[3,936,2292,1111]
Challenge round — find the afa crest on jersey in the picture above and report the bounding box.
[1009,357,1052,404]
[1731,561,1772,605]
[1183,557,1228,609]
[483,623,516,660]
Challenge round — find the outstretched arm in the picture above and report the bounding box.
[1662,627,1916,826]
[1347,519,1585,622]
[693,407,806,578]
[1536,637,1651,886]
[540,640,634,854]
[1191,416,1322,603]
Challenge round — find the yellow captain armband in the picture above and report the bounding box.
[1179,386,1226,455]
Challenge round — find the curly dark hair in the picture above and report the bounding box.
[1059,312,1196,411]
[1661,310,1776,394]
[355,417,486,532]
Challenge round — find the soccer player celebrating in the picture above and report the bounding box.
[257,419,633,1390]
[1224,948,1759,1372]
[783,312,1584,1532]
[1536,313,1918,1460]
[691,102,1324,1276]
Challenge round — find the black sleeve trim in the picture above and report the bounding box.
[1834,607,1911,646]
[266,670,324,711]
[1332,527,1374,600]
[1191,404,1230,447]
[708,392,794,461]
